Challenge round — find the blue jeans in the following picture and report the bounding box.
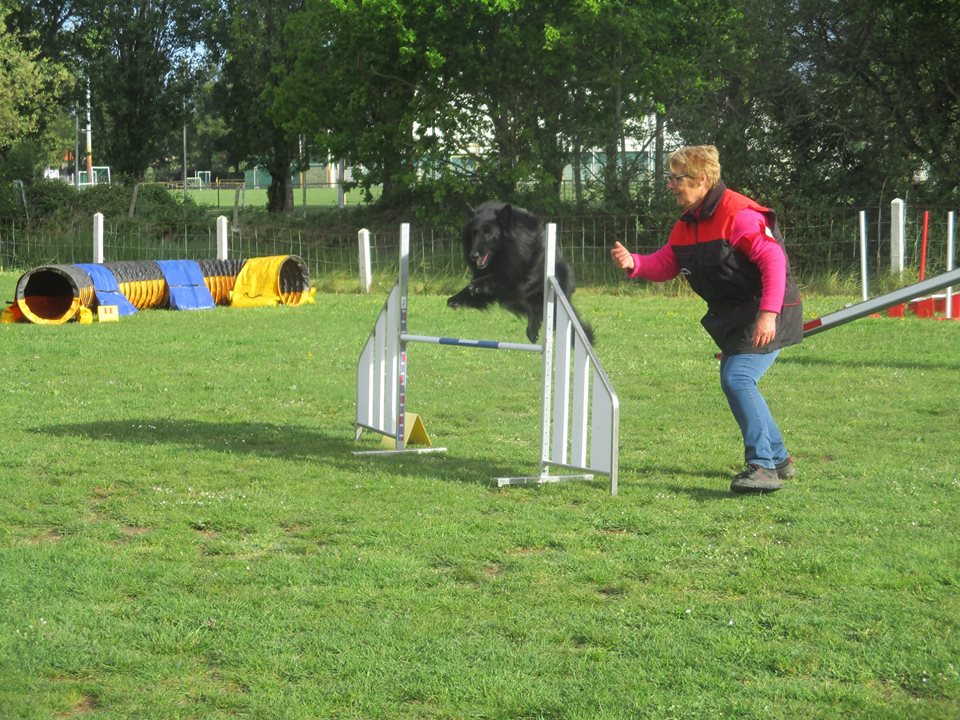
[719,351,789,470]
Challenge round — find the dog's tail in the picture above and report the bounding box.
[578,317,596,346]
[564,303,595,346]
[581,319,595,346]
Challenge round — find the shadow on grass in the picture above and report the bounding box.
[631,464,733,501]
[658,484,732,501]
[779,354,959,372]
[37,418,561,489]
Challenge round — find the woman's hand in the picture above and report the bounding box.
[610,241,635,271]
[753,310,778,348]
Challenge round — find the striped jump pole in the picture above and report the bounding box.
[355,222,620,495]
[401,335,542,353]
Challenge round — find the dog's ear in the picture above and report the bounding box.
[466,204,476,218]
[497,203,513,226]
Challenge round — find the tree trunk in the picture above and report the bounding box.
[572,143,584,210]
[266,168,293,212]
[655,112,666,201]
[541,138,565,202]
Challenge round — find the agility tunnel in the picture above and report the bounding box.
[8,255,314,324]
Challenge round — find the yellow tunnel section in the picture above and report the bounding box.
[13,265,95,325]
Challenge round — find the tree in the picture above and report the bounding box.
[6,0,75,62]
[184,72,232,181]
[277,0,739,212]
[277,0,442,208]
[796,0,960,204]
[0,6,70,180]
[666,1,960,209]
[80,1,210,181]
[211,0,306,213]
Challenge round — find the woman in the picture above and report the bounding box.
[610,145,802,494]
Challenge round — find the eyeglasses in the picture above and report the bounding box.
[666,173,691,185]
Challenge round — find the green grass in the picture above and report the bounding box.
[184,185,377,210]
[1,272,958,719]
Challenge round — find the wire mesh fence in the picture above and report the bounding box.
[1,203,956,288]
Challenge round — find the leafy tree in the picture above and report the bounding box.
[277,0,735,213]
[63,0,211,182]
[442,0,586,204]
[6,0,75,62]
[0,6,70,181]
[555,0,726,209]
[667,1,960,209]
[211,0,306,212]
[277,0,439,208]
[186,73,233,181]
[795,0,960,204]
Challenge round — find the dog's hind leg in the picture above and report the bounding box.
[525,311,542,343]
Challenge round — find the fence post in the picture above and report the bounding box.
[128,184,139,219]
[93,212,104,263]
[358,228,372,293]
[859,210,868,301]
[890,198,905,275]
[216,216,229,260]
[233,186,242,226]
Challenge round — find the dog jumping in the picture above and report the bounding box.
[447,201,594,344]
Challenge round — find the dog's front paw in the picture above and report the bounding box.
[447,296,461,309]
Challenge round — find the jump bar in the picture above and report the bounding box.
[401,333,543,353]
[803,266,960,337]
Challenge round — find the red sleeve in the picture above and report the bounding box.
[625,243,681,282]
[731,208,786,314]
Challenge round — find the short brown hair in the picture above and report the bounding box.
[669,145,721,188]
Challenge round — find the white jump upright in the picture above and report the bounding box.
[947,211,955,320]
[355,222,620,495]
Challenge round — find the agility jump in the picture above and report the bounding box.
[355,223,620,495]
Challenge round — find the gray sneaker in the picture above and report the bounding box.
[775,456,797,480]
[730,464,784,494]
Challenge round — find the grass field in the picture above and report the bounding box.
[183,185,375,210]
[1,273,958,719]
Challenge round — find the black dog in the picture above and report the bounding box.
[447,201,594,344]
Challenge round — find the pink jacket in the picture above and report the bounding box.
[626,208,788,314]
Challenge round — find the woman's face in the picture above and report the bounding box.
[667,166,709,211]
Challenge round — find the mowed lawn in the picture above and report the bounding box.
[0,270,958,719]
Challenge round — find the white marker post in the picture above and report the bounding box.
[859,210,869,301]
[358,228,372,294]
[93,212,104,263]
[216,215,229,260]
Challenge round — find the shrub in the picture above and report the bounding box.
[75,184,134,218]
[8,180,208,226]
[22,180,83,219]
[132,183,206,222]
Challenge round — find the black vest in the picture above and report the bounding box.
[669,184,803,355]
